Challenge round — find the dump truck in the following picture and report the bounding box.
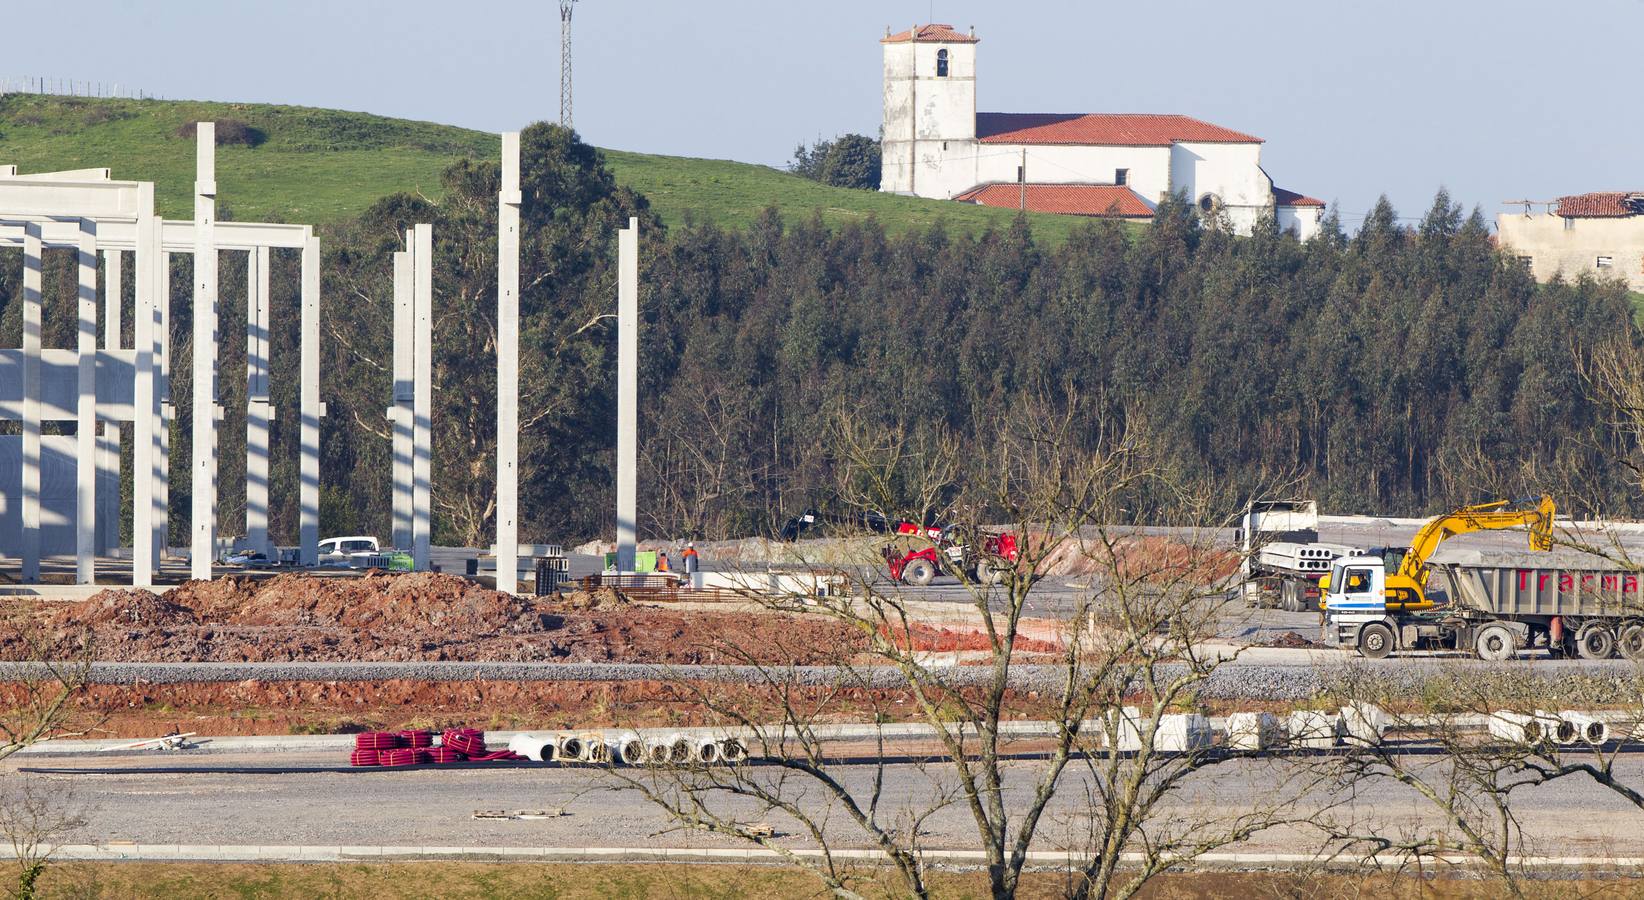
[1237,500,1364,611]
[1318,496,1644,660]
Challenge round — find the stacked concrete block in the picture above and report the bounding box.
[1103,707,1211,752]
[1225,711,1284,751]
[1287,710,1340,749]
[1339,703,1388,747]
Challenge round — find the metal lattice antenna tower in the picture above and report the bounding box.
[559,0,577,128]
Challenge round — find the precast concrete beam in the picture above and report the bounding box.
[496,132,521,591]
[615,218,638,573]
[190,122,217,581]
[101,249,122,558]
[390,249,413,551]
[300,236,321,566]
[20,223,42,583]
[246,246,272,556]
[411,224,433,571]
[75,220,98,583]
[132,187,159,586]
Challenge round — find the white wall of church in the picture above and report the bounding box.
[882,40,976,194]
[1169,142,1272,232]
[974,144,1171,202]
[1277,206,1325,241]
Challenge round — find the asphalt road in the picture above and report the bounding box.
[17,750,1644,859]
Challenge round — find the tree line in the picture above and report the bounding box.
[0,123,1638,548]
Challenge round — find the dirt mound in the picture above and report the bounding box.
[161,572,538,633]
[1,573,865,666]
[53,589,198,628]
[1035,533,1238,584]
[1259,630,1325,650]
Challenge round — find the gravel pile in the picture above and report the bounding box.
[3,658,1635,701]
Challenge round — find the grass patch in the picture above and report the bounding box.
[1,95,1116,243]
[34,861,1643,898]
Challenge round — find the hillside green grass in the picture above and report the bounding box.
[0,94,1096,242]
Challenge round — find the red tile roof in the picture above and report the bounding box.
[976,112,1262,146]
[1273,187,1325,208]
[952,183,1155,218]
[882,23,978,43]
[1556,192,1644,218]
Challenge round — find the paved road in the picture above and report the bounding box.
[16,750,1644,859]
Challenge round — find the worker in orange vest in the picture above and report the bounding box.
[682,543,699,575]
[656,551,670,573]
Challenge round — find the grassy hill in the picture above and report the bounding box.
[0,94,1095,242]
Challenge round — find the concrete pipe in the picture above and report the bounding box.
[506,733,555,762]
[667,734,694,765]
[1487,711,1549,744]
[613,732,648,766]
[556,734,585,762]
[579,731,610,764]
[1561,711,1610,746]
[695,737,722,765]
[645,739,670,766]
[719,737,748,764]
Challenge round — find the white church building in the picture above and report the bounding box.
[880,24,1324,238]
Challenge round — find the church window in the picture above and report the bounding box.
[1115,168,1129,186]
[936,49,949,77]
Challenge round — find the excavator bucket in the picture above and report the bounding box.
[1529,495,1556,551]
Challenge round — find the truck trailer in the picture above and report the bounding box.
[1237,500,1363,612]
[1324,550,1644,661]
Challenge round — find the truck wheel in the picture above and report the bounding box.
[1357,622,1394,660]
[1280,580,1300,612]
[902,558,936,587]
[1619,624,1644,662]
[1475,625,1516,661]
[1576,624,1616,660]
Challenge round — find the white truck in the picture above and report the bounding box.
[1237,500,1364,612]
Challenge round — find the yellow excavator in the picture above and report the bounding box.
[1321,496,1555,612]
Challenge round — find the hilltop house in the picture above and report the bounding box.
[879,24,1324,238]
[1496,193,1644,292]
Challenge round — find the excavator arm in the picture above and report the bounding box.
[1399,495,1556,588]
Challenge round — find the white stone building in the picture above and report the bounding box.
[879,24,1324,238]
[1496,193,1644,292]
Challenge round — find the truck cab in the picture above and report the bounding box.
[1324,556,1387,614]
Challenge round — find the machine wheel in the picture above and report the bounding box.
[1475,624,1517,661]
[1357,622,1395,660]
[979,564,1007,586]
[1576,623,1616,660]
[1280,580,1301,612]
[1619,624,1644,662]
[902,557,937,587]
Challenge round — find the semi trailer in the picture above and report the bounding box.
[1237,500,1363,611]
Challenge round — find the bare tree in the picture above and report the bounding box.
[613,398,1315,900]
[0,777,88,899]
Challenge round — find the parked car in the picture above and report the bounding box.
[317,536,378,567]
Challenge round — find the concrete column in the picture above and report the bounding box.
[191,121,218,581]
[156,249,171,570]
[245,246,272,556]
[75,220,98,584]
[100,249,122,554]
[496,131,521,591]
[20,223,42,583]
[133,186,158,586]
[390,248,413,551]
[299,235,321,566]
[411,224,433,571]
[615,218,638,573]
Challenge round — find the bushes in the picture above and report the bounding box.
[175,117,265,147]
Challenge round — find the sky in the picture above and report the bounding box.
[8,0,1642,230]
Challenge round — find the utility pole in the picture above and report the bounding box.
[560,0,578,128]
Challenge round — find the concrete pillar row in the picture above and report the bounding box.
[496,132,521,591]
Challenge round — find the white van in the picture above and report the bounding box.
[317,536,378,567]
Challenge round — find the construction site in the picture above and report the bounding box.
[4,4,1644,898]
